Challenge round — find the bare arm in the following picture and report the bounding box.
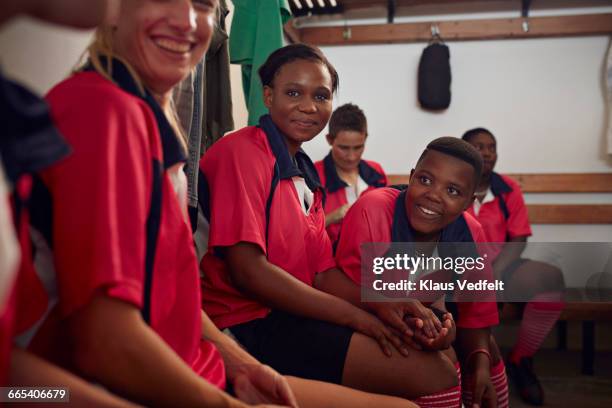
[9,348,139,408]
[226,243,363,328]
[492,236,527,279]
[200,311,298,408]
[68,295,244,408]
[456,328,497,408]
[224,242,403,356]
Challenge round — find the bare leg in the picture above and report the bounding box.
[505,261,565,301]
[342,332,458,399]
[286,376,418,408]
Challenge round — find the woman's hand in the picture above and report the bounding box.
[348,309,411,357]
[412,312,455,351]
[325,204,350,226]
[466,354,497,408]
[232,364,298,408]
[369,300,442,340]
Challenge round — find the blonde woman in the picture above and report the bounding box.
[24,1,417,407]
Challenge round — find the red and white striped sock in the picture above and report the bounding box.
[491,360,509,408]
[413,362,462,408]
[461,360,508,408]
[510,292,564,363]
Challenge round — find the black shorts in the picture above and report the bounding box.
[227,310,354,384]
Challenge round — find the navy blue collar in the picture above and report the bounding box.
[322,151,385,193]
[259,114,322,192]
[391,189,475,243]
[489,172,512,197]
[0,71,71,183]
[85,58,186,170]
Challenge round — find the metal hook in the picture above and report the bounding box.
[430,24,442,42]
[343,21,352,40]
[521,0,531,33]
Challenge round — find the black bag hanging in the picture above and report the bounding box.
[418,34,451,111]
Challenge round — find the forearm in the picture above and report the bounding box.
[70,296,235,408]
[456,328,491,372]
[9,348,139,408]
[227,244,359,328]
[200,311,259,381]
[314,268,367,309]
[492,238,526,278]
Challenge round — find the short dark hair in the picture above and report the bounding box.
[328,103,367,139]
[417,136,483,188]
[258,43,339,93]
[461,127,496,144]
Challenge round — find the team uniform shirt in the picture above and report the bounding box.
[335,187,499,329]
[314,153,387,245]
[466,173,532,261]
[200,114,335,329]
[25,60,224,388]
[0,71,71,385]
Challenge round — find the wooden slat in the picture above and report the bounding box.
[298,13,612,45]
[503,302,612,321]
[561,303,612,321]
[284,19,302,43]
[507,173,612,193]
[527,204,612,224]
[388,173,612,192]
[387,174,411,186]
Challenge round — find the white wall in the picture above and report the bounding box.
[0,17,93,94]
[301,36,612,175]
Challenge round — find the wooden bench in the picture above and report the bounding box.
[388,172,612,374]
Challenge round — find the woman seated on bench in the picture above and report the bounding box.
[199,43,459,406]
[462,127,565,406]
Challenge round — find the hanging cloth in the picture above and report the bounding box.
[229,0,292,125]
[173,0,234,230]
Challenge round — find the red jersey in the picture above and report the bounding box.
[467,173,532,243]
[199,115,336,329]
[314,152,387,245]
[0,72,71,385]
[335,187,499,329]
[26,62,224,388]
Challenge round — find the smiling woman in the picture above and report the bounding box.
[198,43,456,406]
[20,0,307,407]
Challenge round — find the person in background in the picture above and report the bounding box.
[327,137,507,408]
[463,127,565,406]
[0,1,137,406]
[22,1,298,406]
[314,103,387,247]
[199,42,457,406]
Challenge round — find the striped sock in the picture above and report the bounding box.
[491,360,509,408]
[510,292,564,363]
[461,360,508,408]
[413,362,462,407]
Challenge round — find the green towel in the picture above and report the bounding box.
[230,0,292,125]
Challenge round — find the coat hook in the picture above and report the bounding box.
[343,21,352,40]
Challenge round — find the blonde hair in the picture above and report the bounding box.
[79,26,187,149]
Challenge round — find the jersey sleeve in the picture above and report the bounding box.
[44,83,153,317]
[505,178,532,239]
[200,132,271,255]
[456,214,500,328]
[314,195,336,274]
[335,200,376,284]
[373,161,388,186]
